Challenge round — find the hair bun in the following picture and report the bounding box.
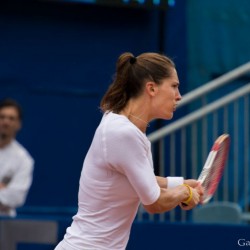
[129,57,137,64]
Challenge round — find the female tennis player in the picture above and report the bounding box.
[54,52,203,250]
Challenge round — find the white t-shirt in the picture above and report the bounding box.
[0,140,34,216]
[57,112,160,250]
[56,112,183,250]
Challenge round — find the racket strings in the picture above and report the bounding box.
[199,137,230,202]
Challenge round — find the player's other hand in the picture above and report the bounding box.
[184,179,204,196]
[179,187,201,211]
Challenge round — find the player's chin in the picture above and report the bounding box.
[157,111,174,120]
[163,112,174,120]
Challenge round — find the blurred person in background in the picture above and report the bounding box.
[0,98,34,217]
[55,52,203,250]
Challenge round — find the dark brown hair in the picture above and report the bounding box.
[0,98,23,120]
[100,52,175,113]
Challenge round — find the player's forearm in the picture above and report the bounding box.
[143,185,189,214]
[156,176,168,188]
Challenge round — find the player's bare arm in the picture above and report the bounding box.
[143,184,201,214]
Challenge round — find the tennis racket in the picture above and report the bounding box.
[198,134,230,204]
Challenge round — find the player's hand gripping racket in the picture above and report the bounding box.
[198,134,230,204]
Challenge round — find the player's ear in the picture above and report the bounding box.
[145,82,158,97]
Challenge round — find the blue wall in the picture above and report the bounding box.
[1,2,250,249]
[1,0,249,211]
[0,1,187,207]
